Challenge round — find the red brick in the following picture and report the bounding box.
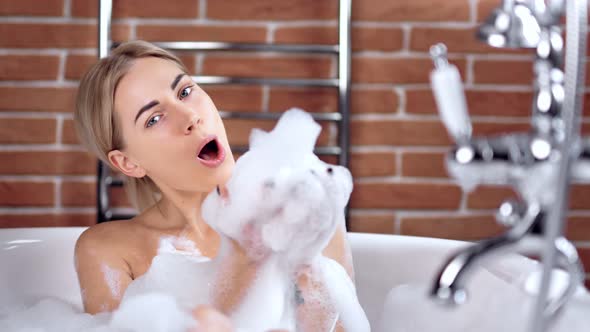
[61,181,93,207]
[207,0,337,20]
[0,55,60,80]
[0,181,54,206]
[71,0,198,18]
[477,0,500,22]
[0,213,95,228]
[62,119,80,145]
[473,60,534,85]
[275,26,336,46]
[351,119,450,146]
[402,152,448,178]
[268,87,398,114]
[585,95,590,117]
[0,0,63,16]
[0,23,130,48]
[274,26,404,51]
[202,55,333,79]
[410,27,525,54]
[400,215,505,240]
[350,182,462,209]
[204,86,264,112]
[0,119,56,144]
[406,89,534,117]
[137,25,266,43]
[0,87,76,112]
[405,89,437,114]
[351,119,530,147]
[571,185,590,210]
[578,248,590,274]
[466,91,533,117]
[566,217,590,242]
[0,151,96,175]
[348,214,395,234]
[64,54,96,80]
[467,186,519,210]
[471,122,530,136]
[349,152,397,178]
[352,89,398,114]
[352,57,466,84]
[268,87,337,113]
[353,0,470,22]
[65,54,197,80]
[62,181,131,208]
[353,27,405,51]
[224,119,332,146]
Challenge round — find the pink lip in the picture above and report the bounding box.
[196,135,226,168]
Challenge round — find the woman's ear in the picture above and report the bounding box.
[107,150,146,178]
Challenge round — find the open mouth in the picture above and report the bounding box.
[197,136,226,167]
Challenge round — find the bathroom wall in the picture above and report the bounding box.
[0,0,589,281]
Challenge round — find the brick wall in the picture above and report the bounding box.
[0,0,589,285]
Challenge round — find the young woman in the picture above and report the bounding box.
[73,40,353,330]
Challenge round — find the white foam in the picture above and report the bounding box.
[157,235,203,257]
[100,264,122,300]
[110,293,196,332]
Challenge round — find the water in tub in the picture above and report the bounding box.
[0,109,369,332]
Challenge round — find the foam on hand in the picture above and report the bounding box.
[202,108,369,331]
[202,108,352,267]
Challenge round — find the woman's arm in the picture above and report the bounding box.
[322,222,354,280]
[74,228,134,314]
[295,222,356,332]
[211,220,357,330]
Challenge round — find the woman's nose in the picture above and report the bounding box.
[185,114,201,134]
[180,107,201,134]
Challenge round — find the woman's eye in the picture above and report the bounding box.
[146,115,161,128]
[179,85,193,100]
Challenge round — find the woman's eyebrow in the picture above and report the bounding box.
[135,100,159,125]
[170,73,185,90]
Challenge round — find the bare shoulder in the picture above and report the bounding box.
[75,219,135,257]
[74,219,138,314]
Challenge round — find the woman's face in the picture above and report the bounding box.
[112,57,234,193]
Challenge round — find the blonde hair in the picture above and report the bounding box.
[74,40,189,213]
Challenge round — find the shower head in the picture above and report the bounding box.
[476,0,541,48]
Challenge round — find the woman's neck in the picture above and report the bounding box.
[153,189,213,239]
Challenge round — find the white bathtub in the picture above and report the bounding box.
[0,227,587,330]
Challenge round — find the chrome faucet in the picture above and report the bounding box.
[428,1,587,331]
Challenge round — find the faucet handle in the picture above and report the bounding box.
[496,199,528,227]
[429,43,473,143]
